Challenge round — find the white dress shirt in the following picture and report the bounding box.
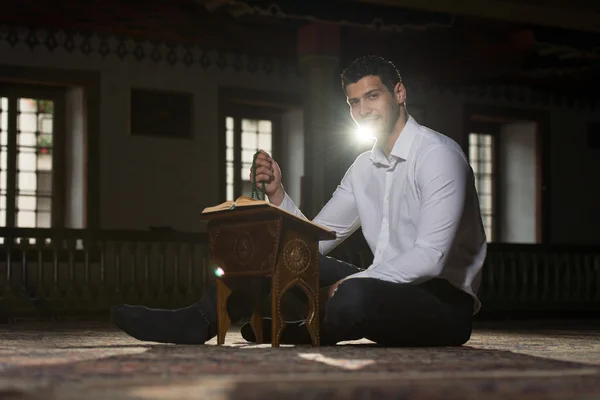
[279,115,487,313]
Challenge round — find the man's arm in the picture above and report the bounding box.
[349,145,470,283]
[278,164,361,255]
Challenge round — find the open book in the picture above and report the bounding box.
[202,196,270,213]
[201,196,336,239]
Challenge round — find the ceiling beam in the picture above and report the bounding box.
[353,0,600,33]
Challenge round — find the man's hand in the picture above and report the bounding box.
[319,278,347,317]
[250,149,284,205]
[327,278,346,298]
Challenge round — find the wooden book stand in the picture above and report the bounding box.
[200,199,335,347]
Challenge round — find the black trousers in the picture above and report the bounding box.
[317,255,474,346]
[221,254,474,346]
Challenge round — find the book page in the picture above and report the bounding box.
[202,196,269,214]
[201,196,336,238]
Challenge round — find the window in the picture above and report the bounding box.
[469,133,495,241]
[0,92,58,228]
[225,116,273,201]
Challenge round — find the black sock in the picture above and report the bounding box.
[111,303,214,345]
[240,317,313,345]
[112,285,220,345]
[111,283,257,345]
[241,317,341,345]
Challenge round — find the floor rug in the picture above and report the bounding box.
[0,321,599,399]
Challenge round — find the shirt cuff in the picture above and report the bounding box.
[278,192,299,214]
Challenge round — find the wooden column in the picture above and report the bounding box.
[298,23,341,219]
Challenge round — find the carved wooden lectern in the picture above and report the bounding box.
[200,202,335,347]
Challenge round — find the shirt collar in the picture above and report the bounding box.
[369,114,419,166]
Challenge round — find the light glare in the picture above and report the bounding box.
[355,127,375,143]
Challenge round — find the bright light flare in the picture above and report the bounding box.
[355,126,376,143]
[214,267,225,277]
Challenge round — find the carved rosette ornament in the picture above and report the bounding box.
[283,239,311,274]
[234,232,254,265]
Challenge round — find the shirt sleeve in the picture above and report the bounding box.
[348,145,471,283]
[278,164,361,255]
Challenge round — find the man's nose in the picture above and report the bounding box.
[359,102,372,118]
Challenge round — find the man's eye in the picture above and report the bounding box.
[368,94,378,100]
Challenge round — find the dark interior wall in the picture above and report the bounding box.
[1,26,598,244]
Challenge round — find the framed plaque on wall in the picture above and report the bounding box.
[129,88,193,139]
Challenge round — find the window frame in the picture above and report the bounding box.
[468,121,501,242]
[0,82,66,228]
[221,104,282,202]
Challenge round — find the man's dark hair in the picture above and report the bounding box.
[341,55,402,95]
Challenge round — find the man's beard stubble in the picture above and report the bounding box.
[375,105,401,140]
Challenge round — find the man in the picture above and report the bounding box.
[112,55,487,346]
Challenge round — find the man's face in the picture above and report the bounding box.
[346,75,404,139]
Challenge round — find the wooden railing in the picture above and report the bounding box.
[478,243,600,315]
[329,233,600,317]
[1,228,599,321]
[0,228,211,321]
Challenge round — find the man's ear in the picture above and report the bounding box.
[394,82,406,105]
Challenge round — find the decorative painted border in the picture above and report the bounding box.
[0,25,299,78]
[0,25,596,111]
[215,0,455,33]
[457,84,598,112]
[408,80,599,112]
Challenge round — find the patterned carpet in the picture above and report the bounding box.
[0,321,599,399]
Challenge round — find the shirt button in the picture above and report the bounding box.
[385,196,390,202]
